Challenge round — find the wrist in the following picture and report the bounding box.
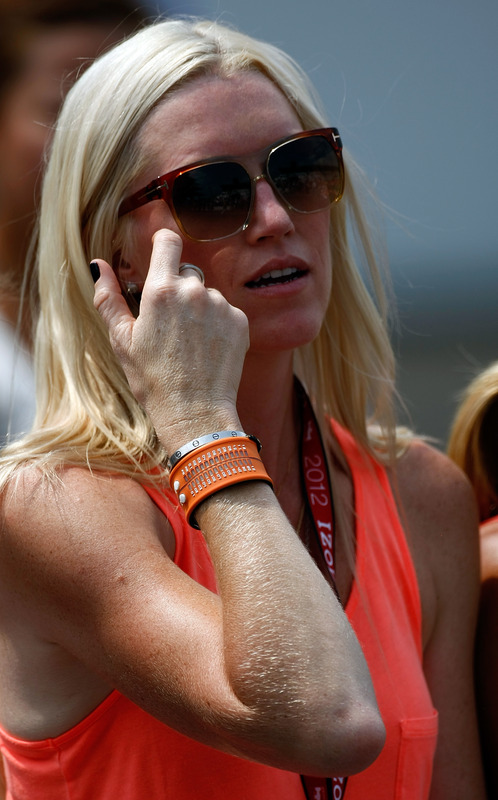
[166,430,261,470]
[168,432,272,528]
[155,406,242,455]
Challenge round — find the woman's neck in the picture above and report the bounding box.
[236,350,302,506]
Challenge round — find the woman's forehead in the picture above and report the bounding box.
[138,72,300,168]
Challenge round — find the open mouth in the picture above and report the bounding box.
[246,266,306,288]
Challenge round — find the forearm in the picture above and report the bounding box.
[195,480,384,775]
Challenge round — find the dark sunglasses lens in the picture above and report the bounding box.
[268,135,343,212]
[172,161,252,240]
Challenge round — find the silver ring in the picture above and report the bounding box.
[179,263,205,284]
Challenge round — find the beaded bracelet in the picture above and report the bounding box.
[168,434,273,528]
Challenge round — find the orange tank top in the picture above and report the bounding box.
[0,423,437,799]
[333,422,438,799]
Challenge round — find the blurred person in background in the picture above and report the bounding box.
[0,0,149,445]
[448,361,498,798]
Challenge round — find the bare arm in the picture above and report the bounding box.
[476,518,498,796]
[397,442,485,799]
[0,229,384,777]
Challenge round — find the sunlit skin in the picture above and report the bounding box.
[105,73,488,798]
[0,75,388,778]
[120,72,333,358]
[476,516,498,795]
[0,42,487,797]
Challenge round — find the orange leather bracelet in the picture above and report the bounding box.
[168,435,273,528]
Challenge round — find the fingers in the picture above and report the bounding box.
[91,258,135,354]
[137,230,205,315]
[90,230,209,388]
[91,229,184,350]
[179,263,205,284]
[142,229,184,295]
[89,229,249,445]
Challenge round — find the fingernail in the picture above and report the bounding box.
[89,261,100,283]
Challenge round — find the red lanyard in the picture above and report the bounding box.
[297,380,348,800]
[299,382,337,587]
[301,776,348,800]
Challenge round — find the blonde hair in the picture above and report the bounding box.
[0,16,407,485]
[448,362,498,520]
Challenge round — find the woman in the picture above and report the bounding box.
[448,361,498,797]
[0,18,484,799]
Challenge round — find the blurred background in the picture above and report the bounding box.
[2,0,496,448]
[153,0,497,449]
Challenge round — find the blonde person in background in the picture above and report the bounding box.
[448,361,498,798]
[0,17,485,799]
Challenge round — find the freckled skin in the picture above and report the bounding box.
[121,73,332,354]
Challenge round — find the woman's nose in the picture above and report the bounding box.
[244,176,295,241]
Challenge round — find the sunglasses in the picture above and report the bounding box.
[118,128,344,242]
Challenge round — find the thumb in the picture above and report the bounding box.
[90,259,135,355]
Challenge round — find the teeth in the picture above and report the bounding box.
[247,266,301,289]
[260,267,296,280]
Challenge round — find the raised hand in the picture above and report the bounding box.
[92,229,249,449]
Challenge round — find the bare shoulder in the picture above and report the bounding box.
[0,463,176,618]
[390,439,480,650]
[2,461,155,516]
[1,463,168,539]
[393,437,479,547]
[0,466,170,539]
[480,517,498,581]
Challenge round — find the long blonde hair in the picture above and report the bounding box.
[0,17,406,484]
[448,361,498,520]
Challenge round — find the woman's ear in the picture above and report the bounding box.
[112,249,132,279]
[112,250,142,316]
